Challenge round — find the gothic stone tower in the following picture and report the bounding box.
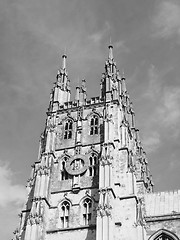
[14,45,180,240]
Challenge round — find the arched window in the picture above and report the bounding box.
[64,120,73,139]
[83,198,92,225]
[60,201,70,228]
[149,229,179,240]
[60,157,69,180]
[88,153,98,177]
[90,115,99,135]
[155,237,173,240]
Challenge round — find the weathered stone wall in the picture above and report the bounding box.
[46,228,96,240]
[114,197,140,240]
[146,218,180,239]
[55,105,104,151]
[47,189,99,231]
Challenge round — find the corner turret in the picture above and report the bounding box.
[48,52,71,112]
[75,79,87,106]
[100,44,119,101]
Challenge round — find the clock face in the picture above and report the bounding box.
[65,154,89,175]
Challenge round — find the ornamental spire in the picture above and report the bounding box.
[62,49,67,70]
[108,38,113,60]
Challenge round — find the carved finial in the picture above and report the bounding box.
[75,77,80,101]
[85,189,90,195]
[64,192,68,198]
[64,149,68,154]
[62,48,67,69]
[91,144,95,149]
[81,79,86,92]
[108,39,113,60]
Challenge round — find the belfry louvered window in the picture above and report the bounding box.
[83,198,92,225]
[88,153,98,177]
[64,120,73,139]
[61,157,69,180]
[60,201,70,228]
[90,115,99,135]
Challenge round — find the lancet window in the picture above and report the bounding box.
[83,198,92,225]
[60,157,69,180]
[64,119,73,139]
[88,153,98,177]
[60,201,70,228]
[90,115,99,135]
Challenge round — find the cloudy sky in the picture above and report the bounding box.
[1,0,180,238]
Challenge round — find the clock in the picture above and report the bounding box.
[65,154,89,175]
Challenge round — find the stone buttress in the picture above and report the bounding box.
[13,46,154,240]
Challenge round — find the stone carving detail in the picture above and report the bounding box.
[101,143,114,165]
[97,188,112,217]
[65,154,89,175]
[13,228,21,240]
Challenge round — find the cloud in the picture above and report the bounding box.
[144,66,180,127]
[0,160,26,207]
[138,65,180,153]
[156,87,180,128]
[88,23,129,55]
[143,131,161,153]
[88,22,111,44]
[169,157,180,170]
[144,65,180,130]
[152,0,180,40]
[143,65,162,100]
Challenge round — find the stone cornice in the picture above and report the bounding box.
[46,224,96,234]
[145,213,180,222]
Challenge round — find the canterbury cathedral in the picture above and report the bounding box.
[14,45,180,240]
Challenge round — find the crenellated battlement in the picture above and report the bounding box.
[145,190,180,217]
[58,96,103,110]
[14,44,180,240]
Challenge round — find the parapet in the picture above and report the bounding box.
[145,190,180,217]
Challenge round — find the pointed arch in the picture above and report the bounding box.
[58,155,70,180]
[59,115,76,125]
[149,229,179,240]
[79,196,94,226]
[58,116,75,140]
[64,118,73,139]
[57,197,72,208]
[87,151,99,177]
[85,109,102,137]
[89,114,99,135]
[58,199,71,228]
[79,194,94,205]
[85,109,103,120]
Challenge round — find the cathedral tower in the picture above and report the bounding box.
[13,45,180,240]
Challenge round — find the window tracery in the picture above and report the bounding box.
[87,153,98,177]
[60,201,70,228]
[149,229,179,240]
[153,234,175,240]
[90,115,99,135]
[64,119,73,139]
[155,237,173,240]
[83,198,92,225]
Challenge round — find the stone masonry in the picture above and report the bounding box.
[13,45,180,240]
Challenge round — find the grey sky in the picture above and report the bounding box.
[1,0,180,238]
